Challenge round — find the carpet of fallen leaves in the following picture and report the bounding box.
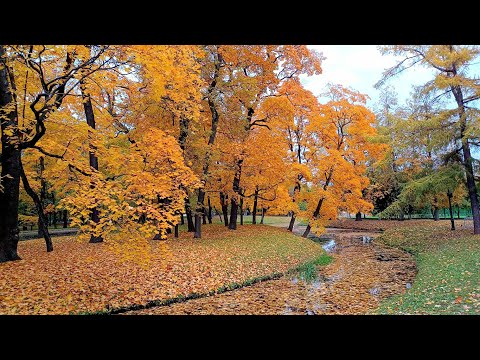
[376,224,480,314]
[0,225,324,314]
[129,231,416,315]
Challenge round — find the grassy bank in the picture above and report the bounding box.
[375,224,480,314]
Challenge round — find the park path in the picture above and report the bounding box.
[126,219,416,315]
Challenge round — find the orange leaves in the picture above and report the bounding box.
[131,232,415,315]
[60,127,199,260]
[295,85,383,229]
[0,225,323,314]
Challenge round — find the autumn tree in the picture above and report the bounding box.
[377,45,480,233]
[300,85,384,237]
[0,45,124,262]
[210,45,323,231]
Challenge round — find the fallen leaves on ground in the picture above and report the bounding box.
[129,233,416,315]
[0,224,324,314]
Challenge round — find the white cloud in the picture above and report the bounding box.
[301,45,435,108]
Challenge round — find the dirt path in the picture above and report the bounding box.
[126,230,416,315]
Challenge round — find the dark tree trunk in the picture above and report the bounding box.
[202,211,207,225]
[462,142,480,232]
[287,215,296,231]
[302,197,324,238]
[38,156,47,237]
[194,189,205,238]
[450,62,480,234]
[228,159,243,230]
[260,208,266,224]
[240,197,244,226]
[180,213,185,225]
[0,45,21,262]
[399,208,405,221]
[174,224,179,238]
[63,210,68,228]
[447,191,455,231]
[185,198,195,232]
[80,82,102,243]
[457,205,461,219]
[19,159,53,252]
[229,197,238,230]
[355,212,362,221]
[193,51,222,238]
[220,192,229,226]
[303,169,333,238]
[252,188,258,224]
[207,196,213,224]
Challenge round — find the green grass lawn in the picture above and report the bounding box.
[375,224,480,314]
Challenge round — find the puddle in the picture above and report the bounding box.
[322,239,336,252]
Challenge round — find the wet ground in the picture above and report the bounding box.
[127,228,416,315]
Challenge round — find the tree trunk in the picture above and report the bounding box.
[252,188,258,225]
[447,192,455,230]
[80,82,103,243]
[194,189,205,238]
[443,208,446,219]
[193,52,222,238]
[303,198,324,238]
[355,212,362,221]
[399,208,405,221]
[63,210,68,228]
[180,214,184,225]
[260,208,266,224]
[288,214,296,231]
[174,224,179,238]
[19,160,53,252]
[457,206,461,219]
[0,45,22,262]
[450,67,480,233]
[240,197,244,226]
[38,156,47,237]
[220,192,229,226]
[229,197,238,230]
[433,205,439,221]
[185,198,195,232]
[462,142,480,233]
[228,159,243,230]
[303,169,334,238]
[202,211,207,225]
[207,196,213,224]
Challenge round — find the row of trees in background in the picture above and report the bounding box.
[0,45,386,263]
[367,46,480,233]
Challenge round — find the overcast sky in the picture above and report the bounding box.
[300,45,435,109]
